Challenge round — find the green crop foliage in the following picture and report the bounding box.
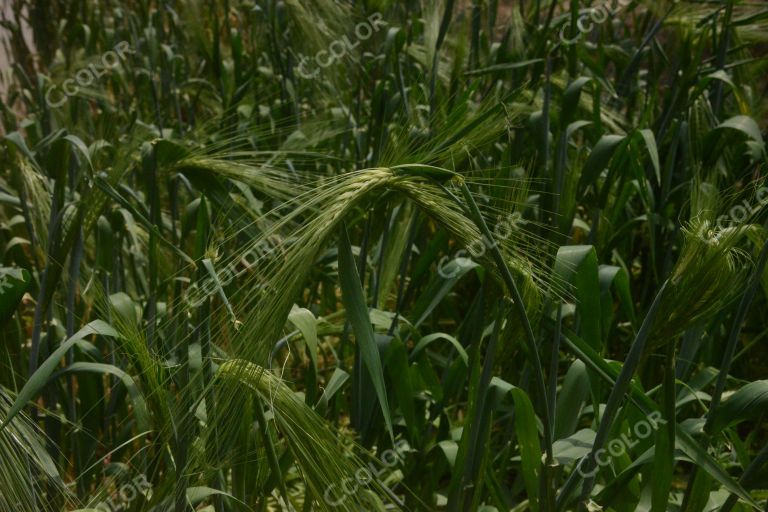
[1,0,767,510]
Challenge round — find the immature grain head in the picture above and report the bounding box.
[652,219,751,340]
[216,360,391,511]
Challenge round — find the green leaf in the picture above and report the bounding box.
[599,265,637,329]
[337,226,393,440]
[51,362,150,433]
[554,246,602,349]
[562,77,592,126]
[0,267,30,326]
[186,486,247,508]
[566,120,593,140]
[288,305,319,372]
[704,115,767,164]
[0,320,120,432]
[637,129,661,186]
[558,326,761,510]
[435,440,459,468]
[375,203,415,307]
[554,360,590,440]
[716,116,764,144]
[551,429,596,465]
[708,380,768,434]
[411,332,469,365]
[109,292,142,326]
[676,428,760,509]
[153,138,190,167]
[385,338,421,445]
[315,368,349,415]
[579,134,627,192]
[490,377,542,511]
[63,134,94,172]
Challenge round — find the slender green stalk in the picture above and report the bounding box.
[457,181,554,463]
[558,280,669,509]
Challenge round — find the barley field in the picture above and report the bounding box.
[0,1,767,511]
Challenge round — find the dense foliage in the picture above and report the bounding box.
[1,0,767,510]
